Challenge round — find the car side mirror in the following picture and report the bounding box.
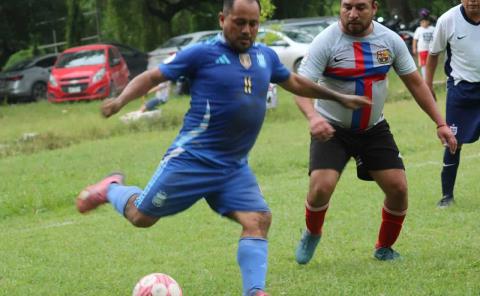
[111,58,121,66]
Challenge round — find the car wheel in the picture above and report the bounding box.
[31,82,47,101]
[293,59,302,73]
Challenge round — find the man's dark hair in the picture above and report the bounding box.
[223,0,261,15]
[340,0,375,4]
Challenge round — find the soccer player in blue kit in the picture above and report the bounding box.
[426,0,480,208]
[75,0,370,295]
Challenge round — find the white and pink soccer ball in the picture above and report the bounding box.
[132,273,182,296]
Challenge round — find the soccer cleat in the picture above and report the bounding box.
[437,195,454,208]
[374,247,400,261]
[76,173,125,213]
[295,230,321,265]
[247,290,270,296]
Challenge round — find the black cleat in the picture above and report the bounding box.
[437,195,454,208]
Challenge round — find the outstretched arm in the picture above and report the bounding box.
[278,72,371,109]
[399,71,457,153]
[101,68,168,118]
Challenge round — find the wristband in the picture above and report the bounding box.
[436,124,447,129]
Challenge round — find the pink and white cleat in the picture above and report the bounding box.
[249,290,270,296]
[76,173,124,213]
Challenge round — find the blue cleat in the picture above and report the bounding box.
[295,230,321,265]
[374,247,400,261]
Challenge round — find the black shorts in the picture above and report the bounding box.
[309,120,404,181]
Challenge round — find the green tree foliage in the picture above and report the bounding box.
[102,0,167,51]
[0,0,464,69]
[271,0,339,19]
[0,0,66,69]
[66,0,85,48]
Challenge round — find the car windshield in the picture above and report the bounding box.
[161,37,193,48]
[56,50,105,68]
[282,30,314,43]
[286,22,334,38]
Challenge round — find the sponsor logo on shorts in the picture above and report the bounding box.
[450,124,458,136]
[152,191,168,207]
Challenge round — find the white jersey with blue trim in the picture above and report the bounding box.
[429,4,480,84]
[299,21,416,130]
[159,34,290,167]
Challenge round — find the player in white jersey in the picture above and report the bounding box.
[426,1,480,208]
[413,16,435,79]
[293,0,457,263]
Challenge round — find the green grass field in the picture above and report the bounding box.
[0,74,479,295]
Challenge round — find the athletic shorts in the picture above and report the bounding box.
[309,120,404,181]
[446,80,480,144]
[418,51,428,66]
[134,150,269,217]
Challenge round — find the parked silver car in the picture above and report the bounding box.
[263,16,338,38]
[0,53,57,102]
[148,30,220,70]
[256,28,313,72]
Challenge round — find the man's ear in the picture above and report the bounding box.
[219,12,225,28]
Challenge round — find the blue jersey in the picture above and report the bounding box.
[159,34,290,167]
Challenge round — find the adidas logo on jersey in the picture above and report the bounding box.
[216,54,231,64]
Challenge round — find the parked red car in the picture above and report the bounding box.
[48,44,129,102]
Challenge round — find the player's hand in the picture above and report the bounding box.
[437,125,457,154]
[309,115,335,142]
[101,98,123,118]
[339,94,371,109]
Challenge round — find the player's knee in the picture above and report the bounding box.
[388,180,408,200]
[128,211,158,228]
[310,181,335,200]
[244,212,272,235]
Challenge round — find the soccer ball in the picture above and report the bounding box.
[132,273,183,296]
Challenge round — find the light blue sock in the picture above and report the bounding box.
[107,184,142,215]
[237,237,268,296]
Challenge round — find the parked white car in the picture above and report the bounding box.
[263,16,338,39]
[147,30,220,70]
[256,28,312,73]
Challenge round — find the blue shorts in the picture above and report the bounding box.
[134,149,269,217]
[446,80,480,144]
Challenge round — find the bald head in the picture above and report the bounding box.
[223,0,261,15]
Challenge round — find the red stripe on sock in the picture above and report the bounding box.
[305,205,328,235]
[376,207,406,249]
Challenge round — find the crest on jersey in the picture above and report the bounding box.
[376,49,391,64]
[239,53,252,69]
[257,53,266,68]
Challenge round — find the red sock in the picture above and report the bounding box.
[305,202,328,235]
[376,207,406,249]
